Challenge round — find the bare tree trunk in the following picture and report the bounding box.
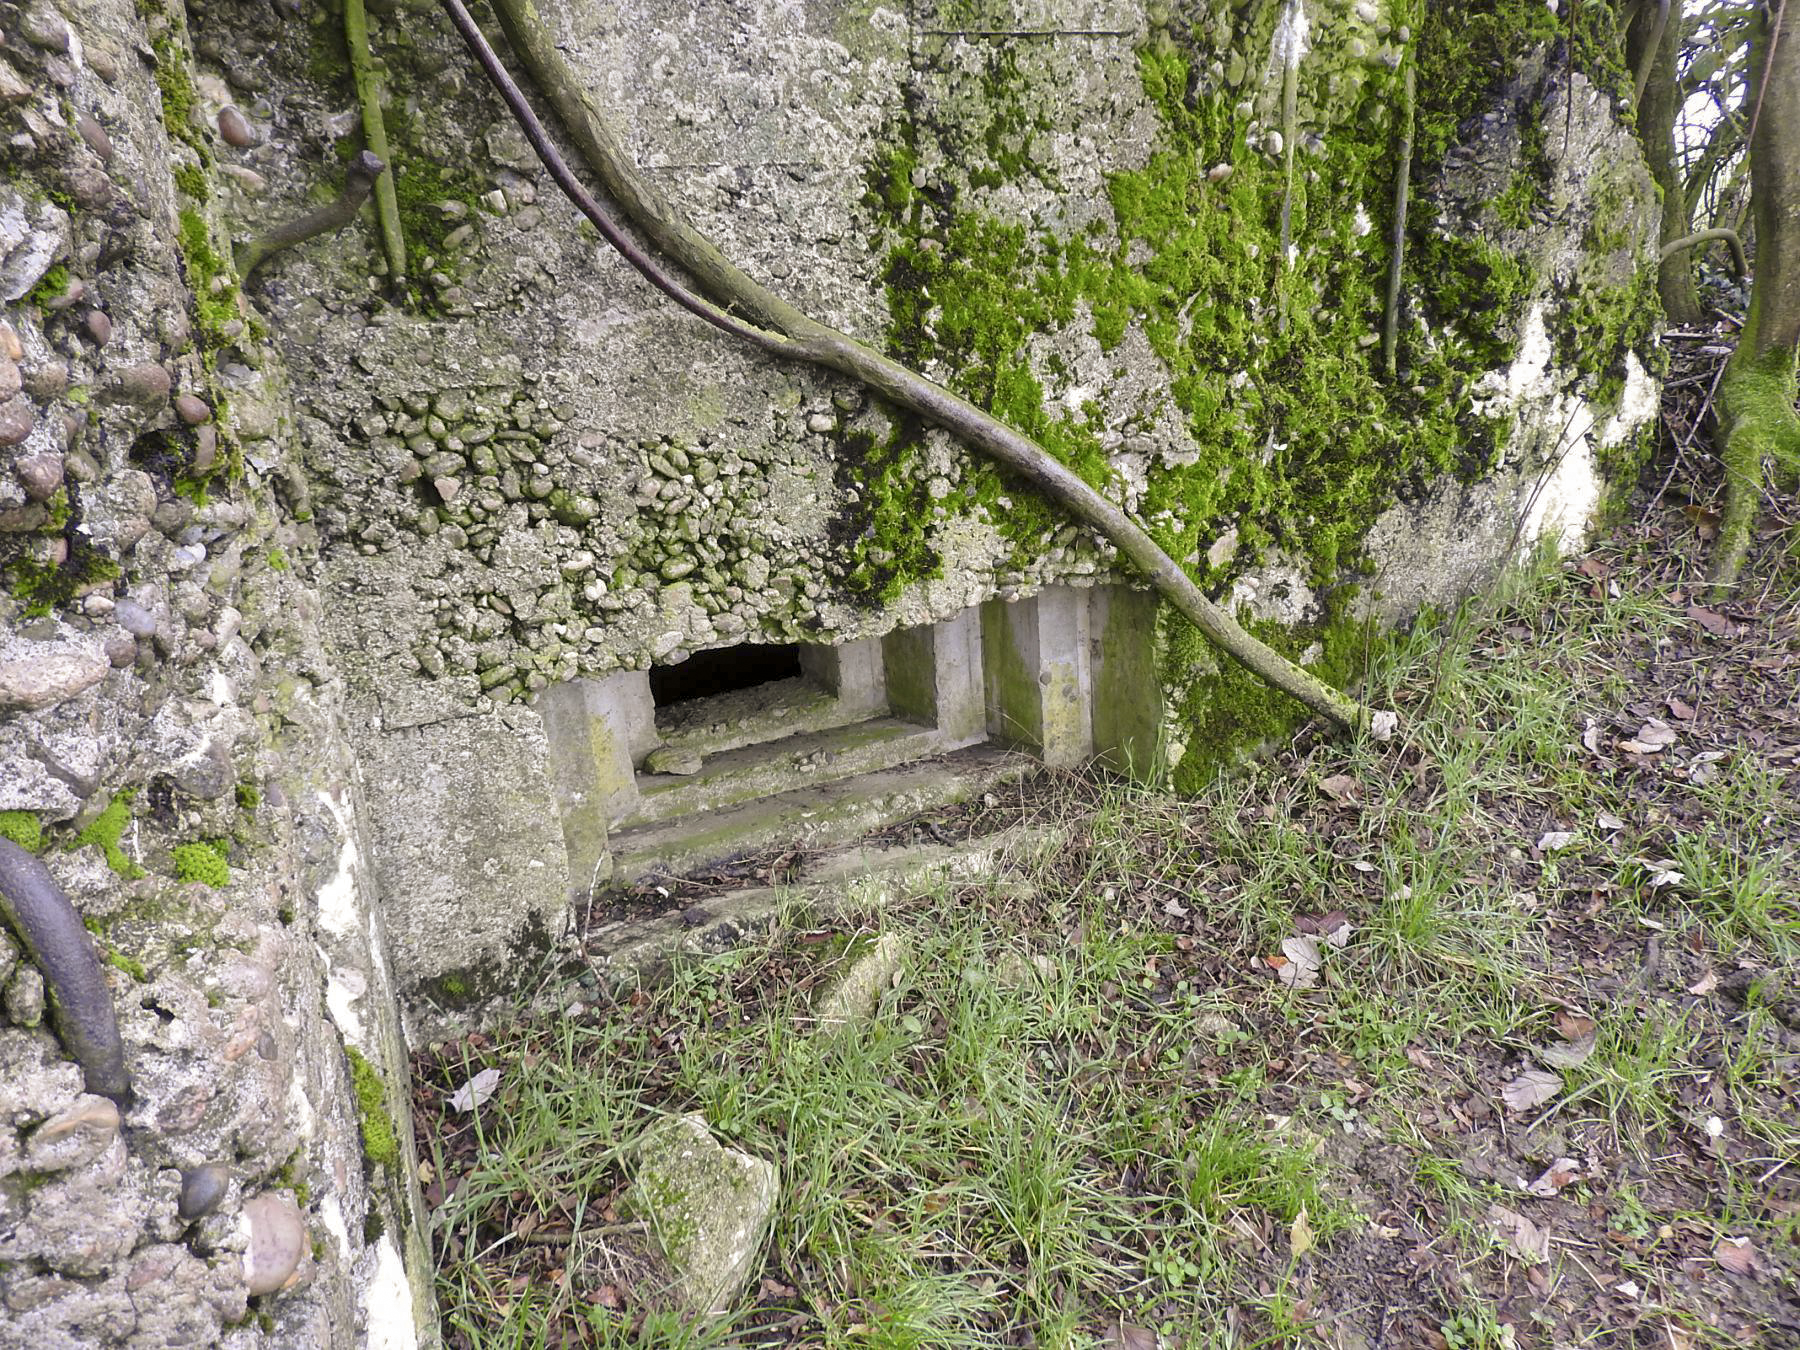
[1628,0,1705,325]
[1712,0,1800,589]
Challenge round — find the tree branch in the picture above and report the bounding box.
[237,151,386,281]
[437,0,1373,735]
[1658,227,1748,277]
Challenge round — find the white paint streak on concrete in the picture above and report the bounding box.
[366,1235,420,1350]
[324,961,367,1044]
[315,789,361,940]
[318,1193,352,1262]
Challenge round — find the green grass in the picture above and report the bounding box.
[428,542,1798,1346]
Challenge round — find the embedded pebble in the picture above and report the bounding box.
[84,309,112,346]
[217,106,254,147]
[114,599,157,637]
[15,453,63,500]
[645,745,702,776]
[241,1191,306,1295]
[108,362,171,407]
[4,964,45,1026]
[174,392,211,425]
[0,395,34,446]
[0,354,18,399]
[0,633,109,712]
[75,112,112,163]
[178,1165,230,1220]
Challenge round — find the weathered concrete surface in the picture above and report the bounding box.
[625,1113,778,1318]
[0,0,1662,1342]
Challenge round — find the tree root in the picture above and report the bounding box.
[237,151,386,281]
[345,0,407,289]
[439,0,1376,736]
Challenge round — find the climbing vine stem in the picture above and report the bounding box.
[345,0,407,290]
[1383,48,1415,380]
[436,0,1377,737]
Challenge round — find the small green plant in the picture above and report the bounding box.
[1440,1300,1509,1350]
[171,838,230,889]
[69,793,144,878]
[0,810,41,852]
[1146,1244,1201,1291]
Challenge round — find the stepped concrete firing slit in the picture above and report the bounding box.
[536,586,1162,894]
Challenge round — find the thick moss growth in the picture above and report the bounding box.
[171,839,231,889]
[345,1046,401,1170]
[0,811,41,853]
[859,2,1637,785]
[70,793,144,878]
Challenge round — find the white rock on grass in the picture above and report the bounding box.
[811,931,906,1033]
[626,1113,776,1317]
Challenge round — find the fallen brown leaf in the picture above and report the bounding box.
[1318,773,1361,806]
[1525,1158,1583,1198]
[1500,1068,1563,1111]
[1554,1012,1597,1041]
[1714,1236,1757,1276]
[1489,1203,1550,1262]
[1290,1207,1316,1260]
[1539,1031,1597,1070]
[1686,604,1733,636]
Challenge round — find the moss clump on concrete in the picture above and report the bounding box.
[171,838,230,889]
[345,1046,401,1170]
[172,162,209,202]
[70,793,144,878]
[0,811,41,852]
[833,414,943,603]
[26,263,70,310]
[105,949,149,983]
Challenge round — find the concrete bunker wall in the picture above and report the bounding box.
[365,583,1165,1007]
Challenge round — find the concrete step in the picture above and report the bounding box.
[608,742,1027,884]
[587,819,1063,983]
[654,676,874,759]
[620,717,961,829]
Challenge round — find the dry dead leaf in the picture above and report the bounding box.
[1667,696,1696,721]
[1539,1031,1596,1070]
[448,1067,503,1113]
[1582,720,1603,753]
[1596,811,1625,832]
[1686,604,1733,636]
[1290,1207,1315,1260]
[1318,773,1361,806]
[1103,1321,1159,1350]
[1714,1236,1757,1276]
[1536,830,1577,853]
[1620,718,1679,754]
[1275,935,1322,989]
[1369,709,1400,741]
[1488,1204,1550,1262]
[1500,1068,1563,1112]
[1687,969,1719,996]
[1524,1158,1583,1198]
[1554,1011,1597,1041]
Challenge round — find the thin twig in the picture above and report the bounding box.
[1383,52,1415,380]
[237,151,386,280]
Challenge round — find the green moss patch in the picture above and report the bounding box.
[0,811,41,853]
[171,838,230,889]
[70,793,144,878]
[346,1046,402,1169]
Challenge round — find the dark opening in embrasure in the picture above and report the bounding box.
[648,642,804,708]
